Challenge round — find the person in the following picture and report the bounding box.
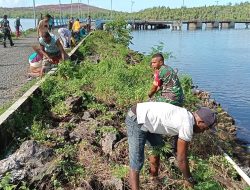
[14,17,22,38]
[68,17,74,31]
[58,27,72,48]
[28,46,43,78]
[0,15,14,48]
[48,16,54,32]
[125,102,217,190]
[148,53,184,106]
[149,53,184,156]
[37,14,50,38]
[72,18,81,41]
[39,32,69,73]
[86,15,91,33]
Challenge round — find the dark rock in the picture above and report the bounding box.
[101,130,117,155]
[70,120,98,143]
[0,140,53,182]
[104,177,124,190]
[242,167,250,177]
[217,123,226,129]
[65,96,84,113]
[82,111,92,121]
[69,115,81,124]
[218,131,231,141]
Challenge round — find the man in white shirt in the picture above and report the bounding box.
[125,102,217,190]
[58,28,72,48]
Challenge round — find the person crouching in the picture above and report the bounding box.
[39,32,69,73]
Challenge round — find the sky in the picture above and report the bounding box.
[0,0,247,12]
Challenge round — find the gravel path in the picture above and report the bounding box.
[0,34,37,107]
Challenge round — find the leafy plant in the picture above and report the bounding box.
[30,120,47,141]
[106,17,133,47]
[180,74,200,110]
[0,173,16,190]
[111,164,129,178]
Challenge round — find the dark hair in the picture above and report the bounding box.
[3,15,7,19]
[45,14,51,19]
[152,53,164,62]
[42,32,51,38]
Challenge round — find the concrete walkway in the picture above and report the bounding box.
[0,34,37,107]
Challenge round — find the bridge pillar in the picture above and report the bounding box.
[206,21,219,29]
[187,21,202,30]
[220,21,235,29]
[172,21,182,31]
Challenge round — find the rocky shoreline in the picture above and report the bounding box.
[193,87,250,176]
[0,88,249,188]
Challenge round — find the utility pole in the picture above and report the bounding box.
[110,0,113,19]
[33,0,36,27]
[80,0,82,20]
[215,1,219,20]
[88,0,90,16]
[78,0,80,18]
[71,0,73,18]
[59,0,62,24]
[131,1,135,13]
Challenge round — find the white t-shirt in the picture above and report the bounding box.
[136,102,194,142]
[58,28,71,37]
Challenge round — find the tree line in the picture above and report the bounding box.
[0,2,249,21]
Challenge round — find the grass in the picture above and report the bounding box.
[0,78,39,115]
[0,21,248,189]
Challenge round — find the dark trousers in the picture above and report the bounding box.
[3,30,13,46]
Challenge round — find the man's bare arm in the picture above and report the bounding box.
[176,138,193,180]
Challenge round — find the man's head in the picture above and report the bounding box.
[3,15,7,19]
[151,53,164,70]
[193,107,217,133]
[41,32,51,43]
[44,14,51,21]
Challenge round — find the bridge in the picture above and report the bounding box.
[95,19,250,31]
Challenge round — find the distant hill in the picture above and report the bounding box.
[36,3,107,13]
[0,3,110,18]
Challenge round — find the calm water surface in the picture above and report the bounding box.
[130,27,250,147]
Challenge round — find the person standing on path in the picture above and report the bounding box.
[48,16,54,32]
[86,15,91,33]
[14,17,22,38]
[0,15,14,48]
[126,102,217,190]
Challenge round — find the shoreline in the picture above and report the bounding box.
[0,29,249,189]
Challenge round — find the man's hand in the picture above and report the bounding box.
[48,58,53,63]
[184,176,197,189]
[183,179,194,189]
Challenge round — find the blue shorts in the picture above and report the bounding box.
[125,111,164,171]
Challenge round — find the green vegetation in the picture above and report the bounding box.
[130,2,250,21]
[0,19,248,189]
